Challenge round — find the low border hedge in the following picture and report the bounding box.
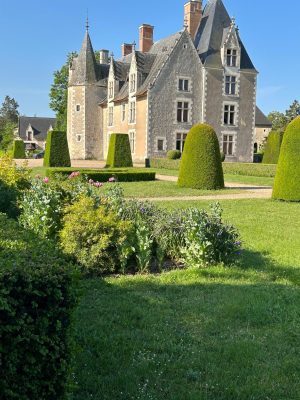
[46,168,156,182]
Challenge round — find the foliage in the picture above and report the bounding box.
[0,213,76,400]
[12,139,25,159]
[220,151,225,162]
[0,95,19,124]
[272,116,300,201]
[267,111,288,132]
[106,133,133,168]
[46,167,156,182]
[262,131,283,164]
[178,123,224,190]
[285,100,300,123]
[167,149,181,160]
[0,120,16,152]
[60,196,133,275]
[222,162,277,177]
[149,158,181,170]
[44,130,71,167]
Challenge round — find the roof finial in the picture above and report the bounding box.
[231,16,236,26]
[183,16,188,31]
[86,9,89,31]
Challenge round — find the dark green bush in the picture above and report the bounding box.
[178,123,224,190]
[220,151,225,162]
[272,116,300,201]
[262,131,283,164]
[46,168,156,182]
[106,133,133,168]
[0,213,77,400]
[167,150,181,160]
[12,139,25,159]
[44,130,71,167]
[0,180,19,218]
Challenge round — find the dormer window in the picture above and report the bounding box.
[226,49,237,67]
[130,73,136,93]
[27,131,33,141]
[108,81,114,99]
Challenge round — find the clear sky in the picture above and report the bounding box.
[0,0,299,117]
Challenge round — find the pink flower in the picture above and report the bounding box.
[93,181,103,188]
[108,177,116,183]
[43,177,49,184]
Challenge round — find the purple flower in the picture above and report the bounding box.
[108,177,116,183]
[43,177,49,184]
[93,181,103,188]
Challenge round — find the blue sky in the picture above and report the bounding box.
[0,0,299,117]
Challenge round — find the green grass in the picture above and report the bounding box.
[71,199,300,400]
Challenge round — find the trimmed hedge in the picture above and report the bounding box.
[167,150,181,160]
[44,130,71,167]
[178,123,224,190]
[0,213,76,400]
[46,167,156,182]
[272,116,300,201]
[106,133,133,168]
[12,139,25,159]
[262,131,283,164]
[150,158,181,170]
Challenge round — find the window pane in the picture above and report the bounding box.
[228,141,233,155]
[178,79,183,90]
[184,80,189,91]
[157,139,164,151]
[183,109,188,122]
[177,109,182,122]
[176,140,181,151]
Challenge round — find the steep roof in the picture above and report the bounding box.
[255,106,272,127]
[195,0,255,70]
[18,116,56,141]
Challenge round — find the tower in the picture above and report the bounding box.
[184,1,202,40]
[67,23,105,160]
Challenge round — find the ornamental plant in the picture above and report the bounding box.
[106,133,133,168]
[262,130,283,164]
[44,130,71,167]
[178,123,224,189]
[167,149,181,160]
[12,139,25,159]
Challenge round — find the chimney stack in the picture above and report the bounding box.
[99,49,109,64]
[139,24,154,53]
[122,43,134,57]
[184,1,202,40]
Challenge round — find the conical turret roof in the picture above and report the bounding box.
[73,30,97,84]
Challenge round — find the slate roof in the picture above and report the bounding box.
[18,116,57,141]
[195,0,255,70]
[255,106,272,127]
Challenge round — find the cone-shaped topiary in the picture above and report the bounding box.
[12,139,25,159]
[178,123,224,190]
[106,133,133,168]
[262,130,283,164]
[43,130,71,167]
[272,116,300,201]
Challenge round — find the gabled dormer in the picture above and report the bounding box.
[129,50,138,95]
[221,18,241,69]
[108,56,115,101]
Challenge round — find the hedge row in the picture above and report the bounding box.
[46,168,156,182]
[0,213,76,400]
[149,158,277,177]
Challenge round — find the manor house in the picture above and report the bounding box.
[67,0,258,162]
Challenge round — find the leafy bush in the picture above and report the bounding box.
[272,116,300,201]
[106,133,133,168]
[178,124,224,189]
[167,150,181,160]
[60,196,133,275]
[44,130,71,167]
[262,131,283,164]
[149,158,180,170]
[223,162,276,177]
[12,139,25,159]
[46,167,156,182]
[0,213,76,400]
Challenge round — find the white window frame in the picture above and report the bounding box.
[108,106,114,127]
[121,103,126,122]
[27,131,33,141]
[224,75,237,96]
[175,131,188,153]
[178,78,190,92]
[226,48,238,67]
[129,101,136,124]
[130,73,136,93]
[223,102,238,126]
[129,130,135,154]
[222,133,236,157]
[176,100,190,123]
[156,137,166,152]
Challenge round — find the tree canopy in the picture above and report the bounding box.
[0,96,19,151]
[268,99,300,132]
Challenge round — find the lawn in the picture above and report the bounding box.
[70,199,300,400]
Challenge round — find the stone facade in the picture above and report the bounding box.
[67,0,259,163]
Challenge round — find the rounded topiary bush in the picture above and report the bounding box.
[12,139,25,159]
[272,116,300,201]
[262,130,283,164]
[178,123,224,190]
[167,150,181,160]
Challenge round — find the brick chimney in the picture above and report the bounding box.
[184,1,202,40]
[139,24,154,53]
[121,43,134,57]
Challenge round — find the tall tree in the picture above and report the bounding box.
[267,111,288,132]
[285,100,300,122]
[0,96,19,124]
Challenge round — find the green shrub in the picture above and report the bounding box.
[272,116,300,201]
[223,162,276,177]
[167,150,181,160]
[220,151,225,162]
[149,158,180,170]
[60,196,133,275]
[262,131,283,164]
[178,124,224,190]
[44,130,71,167]
[106,133,133,168]
[46,167,155,182]
[12,139,25,159]
[0,213,76,400]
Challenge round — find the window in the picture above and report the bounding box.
[223,134,234,156]
[108,81,114,99]
[76,134,82,142]
[121,104,126,121]
[108,106,114,126]
[178,79,189,92]
[157,139,165,151]
[129,101,136,123]
[76,104,80,112]
[223,104,236,125]
[129,131,135,153]
[225,76,236,95]
[176,133,187,152]
[27,131,33,141]
[226,49,237,67]
[177,101,189,123]
[130,73,136,93]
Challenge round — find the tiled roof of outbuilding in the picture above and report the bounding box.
[18,116,57,141]
[255,107,272,127]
